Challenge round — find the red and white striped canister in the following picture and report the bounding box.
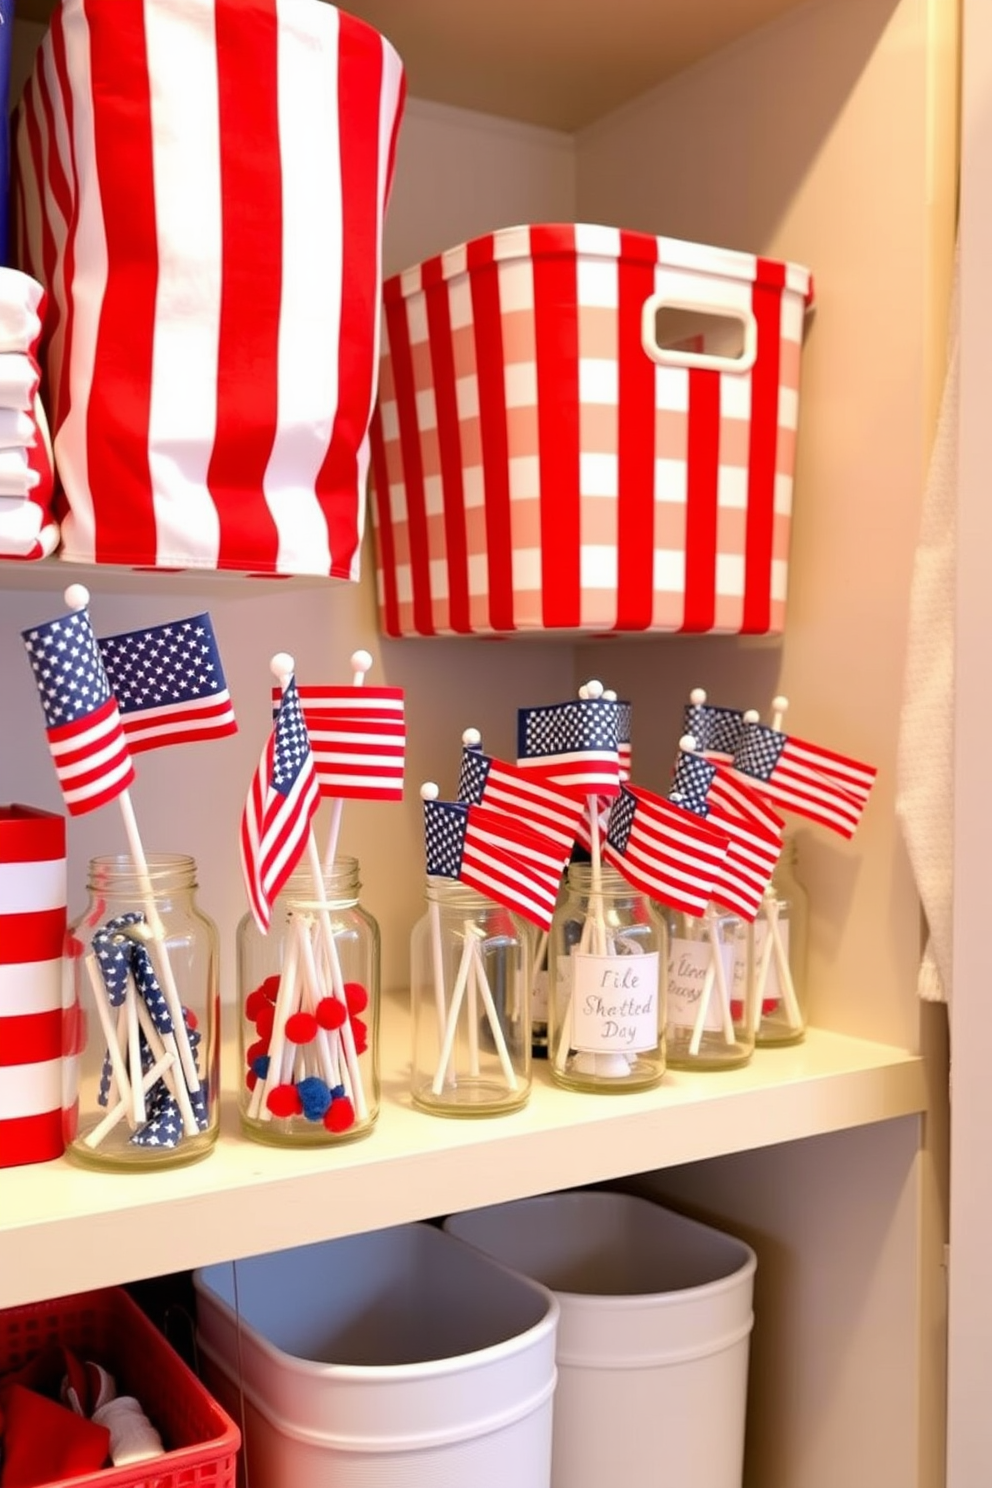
[0,805,67,1168]
[14,0,405,577]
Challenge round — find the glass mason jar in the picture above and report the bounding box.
[548,864,665,1094]
[754,834,809,1046]
[237,858,380,1146]
[410,879,532,1117]
[64,854,220,1171]
[661,903,755,1071]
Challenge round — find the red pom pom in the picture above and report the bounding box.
[315,997,346,1031]
[324,1097,356,1133]
[267,1084,303,1118]
[260,974,282,1004]
[254,1003,276,1040]
[730,1000,744,1023]
[184,1008,199,1032]
[351,1017,368,1055]
[285,1011,318,1045]
[343,981,369,1015]
[246,1070,258,1091]
[246,1038,269,1066]
[762,997,780,1016]
[244,988,269,1021]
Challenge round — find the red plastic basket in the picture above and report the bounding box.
[0,1287,240,1488]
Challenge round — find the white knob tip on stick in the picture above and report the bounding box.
[270,653,294,688]
[64,584,90,612]
[679,733,699,753]
[743,708,760,725]
[462,728,481,748]
[584,679,604,699]
[351,649,373,679]
[603,688,617,701]
[771,694,789,730]
[689,687,707,705]
[420,781,440,802]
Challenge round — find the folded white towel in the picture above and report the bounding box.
[0,267,45,352]
[0,395,58,561]
[0,352,40,411]
[0,408,39,448]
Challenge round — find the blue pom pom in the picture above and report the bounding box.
[251,1054,271,1079]
[330,1083,346,1101]
[297,1076,332,1122]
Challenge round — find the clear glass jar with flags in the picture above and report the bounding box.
[65,854,219,1170]
[237,857,380,1145]
[410,879,532,1116]
[659,902,755,1070]
[548,863,666,1093]
[753,834,809,1046]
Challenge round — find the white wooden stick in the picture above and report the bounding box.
[83,1049,176,1150]
[471,938,518,1090]
[295,912,344,1091]
[432,927,477,1095]
[84,953,132,1115]
[250,931,300,1120]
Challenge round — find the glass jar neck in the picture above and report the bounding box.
[281,856,361,909]
[425,875,499,912]
[566,863,630,897]
[87,853,198,898]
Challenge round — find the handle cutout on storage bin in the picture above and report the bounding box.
[641,295,758,374]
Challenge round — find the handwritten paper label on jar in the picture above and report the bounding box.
[668,939,734,1031]
[568,952,660,1053]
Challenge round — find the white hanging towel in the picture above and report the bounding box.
[895,250,958,1004]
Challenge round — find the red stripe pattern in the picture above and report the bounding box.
[0,806,66,1169]
[370,223,812,636]
[13,0,405,577]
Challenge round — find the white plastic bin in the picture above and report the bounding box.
[193,1221,559,1488]
[444,1190,756,1488]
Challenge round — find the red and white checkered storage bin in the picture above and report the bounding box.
[0,805,67,1169]
[368,223,813,637]
[14,0,405,577]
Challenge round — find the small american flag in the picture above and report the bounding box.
[457,748,585,857]
[732,722,874,838]
[241,676,320,933]
[615,699,633,780]
[604,784,729,917]
[284,685,405,800]
[682,700,745,760]
[670,748,717,816]
[423,797,559,930]
[703,767,784,920]
[22,608,135,816]
[517,698,621,797]
[97,612,237,753]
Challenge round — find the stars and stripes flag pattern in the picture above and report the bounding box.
[278,684,405,800]
[457,747,586,857]
[423,797,561,930]
[604,784,730,917]
[517,697,621,797]
[682,700,745,761]
[615,698,633,780]
[241,676,320,933]
[731,721,876,838]
[97,612,237,753]
[22,607,136,816]
[667,746,784,919]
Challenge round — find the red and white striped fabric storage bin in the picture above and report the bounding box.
[13,0,405,577]
[0,805,67,1169]
[368,223,813,637]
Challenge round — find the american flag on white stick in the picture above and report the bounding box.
[731,722,875,838]
[517,698,621,798]
[457,747,585,857]
[241,677,319,933]
[423,797,559,931]
[284,685,405,801]
[98,612,237,753]
[704,767,784,920]
[604,785,729,917]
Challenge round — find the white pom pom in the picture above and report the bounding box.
[689,687,707,705]
[420,781,440,801]
[63,583,90,611]
[270,652,294,685]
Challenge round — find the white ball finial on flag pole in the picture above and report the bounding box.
[771,695,789,732]
[689,687,707,706]
[462,729,481,749]
[64,583,90,612]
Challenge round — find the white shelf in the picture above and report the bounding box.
[0,1020,925,1309]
